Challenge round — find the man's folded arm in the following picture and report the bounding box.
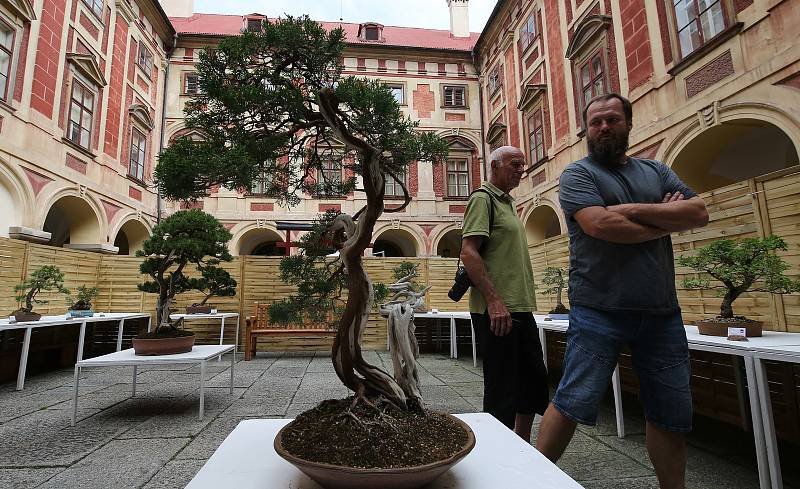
[607,197,709,232]
[573,206,671,244]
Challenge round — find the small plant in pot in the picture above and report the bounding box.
[184,264,237,314]
[134,209,233,355]
[11,265,70,322]
[540,266,569,320]
[678,235,800,337]
[66,285,99,318]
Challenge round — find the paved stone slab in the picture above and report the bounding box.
[557,449,652,482]
[143,459,205,489]
[36,437,188,489]
[175,416,254,460]
[0,467,64,488]
[582,476,661,488]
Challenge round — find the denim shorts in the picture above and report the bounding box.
[552,304,692,432]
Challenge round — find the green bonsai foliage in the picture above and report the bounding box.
[186,265,237,306]
[137,210,233,334]
[539,266,569,314]
[392,261,422,292]
[678,235,800,319]
[13,265,70,314]
[67,285,100,311]
[154,16,447,408]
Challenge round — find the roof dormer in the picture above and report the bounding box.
[243,13,266,33]
[358,22,384,42]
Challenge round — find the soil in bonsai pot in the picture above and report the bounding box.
[281,397,469,468]
[549,303,569,315]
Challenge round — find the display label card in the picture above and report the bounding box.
[728,327,746,337]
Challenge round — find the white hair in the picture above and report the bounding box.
[487,146,521,178]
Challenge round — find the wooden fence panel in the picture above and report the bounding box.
[0,238,28,314]
[530,234,569,314]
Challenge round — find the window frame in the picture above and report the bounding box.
[183,71,200,95]
[128,126,147,182]
[384,169,407,198]
[519,10,538,53]
[488,64,503,96]
[671,0,729,59]
[0,18,15,103]
[445,158,471,199]
[81,0,103,21]
[442,84,468,108]
[136,42,153,74]
[574,46,610,130]
[67,79,95,150]
[527,107,546,167]
[387,83,405,105]
[249,161,275,196]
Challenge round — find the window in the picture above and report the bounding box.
[578,52,606,112]
[129,127,146,181]
[82,0,103,19]
[250,162,274,195]
[385,170,407,197]
[365,26,379,40]
[446,159,470,197]
[488,64,503,95]
[519,12,537,52]
[183,72,200,95]
[443,85,466,107]
[528,109,545,164]
[137,43,153,73]
[317,160,342,196]
[68,82,94,149]
[388,84,404,104]
[0,21,13,102]
[246,18,262,32]
[673,0,726,57]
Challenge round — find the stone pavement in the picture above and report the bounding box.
[0,350,794,489]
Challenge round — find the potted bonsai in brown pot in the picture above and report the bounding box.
[66,285,100,318]
[539,266,569,320]
[184,264,237,314]
[11,265,70,322]
[134,209,233,355]
[678,235,800,337]
[154,16,471,489]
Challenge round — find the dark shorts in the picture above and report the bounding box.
[552,305,693,433]
[471,311,549,429]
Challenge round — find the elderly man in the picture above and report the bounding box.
[536,93,709,489]
[460,146,549,441]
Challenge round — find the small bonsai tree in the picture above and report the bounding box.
[539,266,569,314]
[185,265,237,308]
[66,285,100,311]
[137,209,233,335]
[678,235,800,319]
[13,265,70,315]
[393,261,422,291]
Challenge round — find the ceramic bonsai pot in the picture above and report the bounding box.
[274,414,476,489]
[132,334,196,355]
[185,305,213,314]
[10,311,41,322]
[547,313,569,320]
[697,318,763,337]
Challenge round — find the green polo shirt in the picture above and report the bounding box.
[462,182,537,314]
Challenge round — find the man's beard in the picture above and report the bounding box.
[588,129,630,167]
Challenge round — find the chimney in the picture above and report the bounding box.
[447,0,470,38]
[160,0,194,17]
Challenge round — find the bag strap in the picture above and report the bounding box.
[455,188,495,267]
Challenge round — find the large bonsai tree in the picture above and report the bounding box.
[13,265,70,314]
[155,16,448,409]
[678,235,800,319]
[137,209,233,333]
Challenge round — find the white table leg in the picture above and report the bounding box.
[147,315,152,332]
[132,365,137,397]
[116,319,124,352]
[386,317,390,351]
[754,356,783,489]
[612,365,625,438]
[744,355,772,489]
[230,348,235,395]
[76,321,87,362]
[538,327,548,369]
[451,318,458,359]
[470,319,477,368]
[16,327,32,391]
[71,365,80,426]
[218,317,225,361]
[199,360,206,419]
[234,315,240,354]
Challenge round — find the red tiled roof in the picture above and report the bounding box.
[169,14,479,51]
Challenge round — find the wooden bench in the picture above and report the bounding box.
[244,303,334,360]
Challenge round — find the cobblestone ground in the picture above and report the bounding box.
[0,350,794,488]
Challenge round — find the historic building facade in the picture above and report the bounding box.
[474,0,800,246]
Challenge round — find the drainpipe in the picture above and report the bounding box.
[156,34,178,223]
[472,48,487,181]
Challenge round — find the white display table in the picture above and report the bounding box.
[185,413,584,489]
[169,312,241,356]
[0,312,151,390]
[71,344,235,425]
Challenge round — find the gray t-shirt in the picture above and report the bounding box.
[558,156,697,313]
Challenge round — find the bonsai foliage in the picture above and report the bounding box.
[678,235,800,319]
[539,266,568,314]
[186,265,237,306]
[67,285,100,311]
[392,261,422,292]
[137,209,233,332]
[155,16,448,408]
[13,265,70,313]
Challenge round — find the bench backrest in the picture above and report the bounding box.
[250,302,335,330]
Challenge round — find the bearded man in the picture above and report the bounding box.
[535,93,709,489]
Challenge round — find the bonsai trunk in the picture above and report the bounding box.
[719,289,740,319]
[556,287,563,309]
[23,288,38,313]
[197,293,213,306]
